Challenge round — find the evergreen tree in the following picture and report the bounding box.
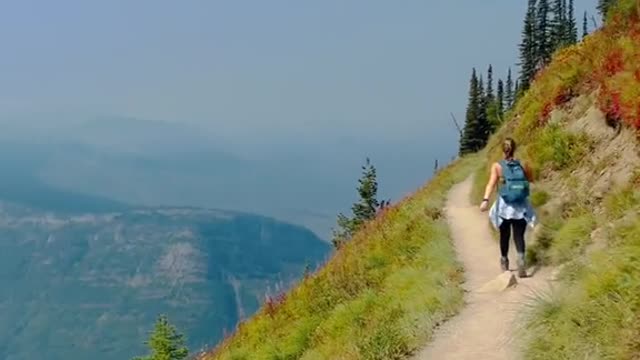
[567,0,578,44]
[133,315,189,360]
[551,0,565,49]
[582,11,589,39]
[459,69,482,155]
[551,0,577,48]
[515,79,524,102]
[485,75,504,134]
[597,0,614,20]
[519,0,538,91]
[477,75,491,146]
[497,79,505,118]
[486,65,494,103]
[351,158,379,227]
[505,68,514,109]
[536,0,553,66]
[332,158,380,248]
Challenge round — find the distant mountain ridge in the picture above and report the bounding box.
[0,196,329,360]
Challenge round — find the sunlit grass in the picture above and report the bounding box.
[203,155,481,359]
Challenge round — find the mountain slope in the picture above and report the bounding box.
[467,1,640,358]
[0,201,329,360]
[202,1,640,359]
[201,155,480,359]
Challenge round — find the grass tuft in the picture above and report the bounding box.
[548,214,596,264]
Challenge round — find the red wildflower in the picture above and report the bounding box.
[540,102,553,125]
[554,88,573,106]
[603,49,625,76]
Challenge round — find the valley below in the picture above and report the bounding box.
[0,200,329,360]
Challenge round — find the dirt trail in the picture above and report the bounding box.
[413,176,554,360]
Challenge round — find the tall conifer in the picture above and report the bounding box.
[505,68,514,109]
[597,0,614,20]
[497,79,505,119]
[477,75,490,146]
[519,0,538,91]
[486,65,495,103]
[567,0,578,44]
[536,0,552,66]
[460,69,482,155]
[551,0,565,48]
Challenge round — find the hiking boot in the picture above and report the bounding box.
[517,254,527,278]
[500,257,509,272]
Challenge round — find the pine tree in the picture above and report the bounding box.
[486,65,494,103]
[597,0,614,20]
[133,315,189,360]
[505,68,514,109]
[582,11,589,39]
[515,79,524,102]
[332,158,380,248]
[477,75,491,146]
[459,69,482,155]
[551,0,565,49]
[487,76,503,134]
[497,79,505,118]
[519,0,538,91]
[351,158,379,227]
[536,0,553,66]
[567,0,578,44]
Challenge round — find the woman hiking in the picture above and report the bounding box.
[479,138,536,278]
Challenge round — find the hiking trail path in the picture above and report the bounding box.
[413,176,555,360]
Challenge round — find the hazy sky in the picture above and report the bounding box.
[1,0,598,145]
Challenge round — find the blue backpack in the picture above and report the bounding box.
[499,159,530,204]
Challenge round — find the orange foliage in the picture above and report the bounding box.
[519,2,640,132]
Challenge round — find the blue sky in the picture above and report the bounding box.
[0,0,598,146]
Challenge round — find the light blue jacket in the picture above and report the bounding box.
[489,196,537,229]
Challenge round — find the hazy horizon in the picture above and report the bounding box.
[0,0,599,238]
[0,1,598,147]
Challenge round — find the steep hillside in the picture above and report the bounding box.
[0,201,328,360]
[201,2,640,359]
[470,1,640,358]
[201,155,479,359]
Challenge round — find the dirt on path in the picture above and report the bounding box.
[412,176,554,360]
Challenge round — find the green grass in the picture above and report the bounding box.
[604,184,640,220]
[205,155,482,360]
[525,123,592,173]
[525,216,565,266]
[529,189,550,208]
[548,214,596,264]
[524,205,640,359]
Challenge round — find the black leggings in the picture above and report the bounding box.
[499,218,526,258]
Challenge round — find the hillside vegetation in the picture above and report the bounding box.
[204,1,640,359]
[471,1,640,358]
[203,156,480,359]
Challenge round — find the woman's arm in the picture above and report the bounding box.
[483,163,500,200]
[480,163,500,211]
